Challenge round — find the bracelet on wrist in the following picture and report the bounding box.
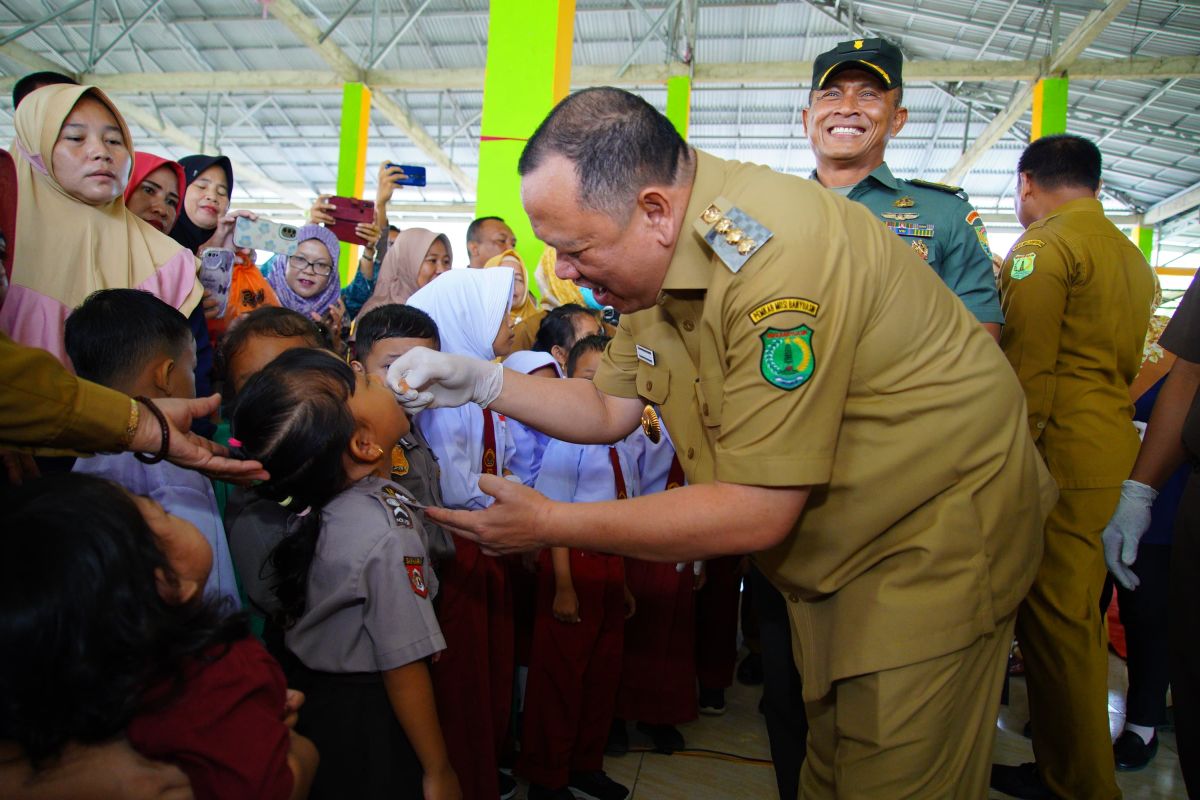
[132,397,170,464]
[119,397,140,449]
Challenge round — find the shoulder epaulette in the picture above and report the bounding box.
[907,178,963,195]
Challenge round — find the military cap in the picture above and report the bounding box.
[812,38,903,90]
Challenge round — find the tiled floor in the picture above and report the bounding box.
[513,650,1187,798]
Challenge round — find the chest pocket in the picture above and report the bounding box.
[636,362,670,405]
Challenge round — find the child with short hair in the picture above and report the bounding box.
[351,303,454,565]
[66,288,239,609]
[230,347,458,800]
[406,268,519,800]
[519,334,634,800]
[0,472,317,800]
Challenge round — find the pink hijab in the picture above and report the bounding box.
[357,227,451,319]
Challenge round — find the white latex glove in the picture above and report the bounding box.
[387,346,504,413]
[1102,479,1158,591]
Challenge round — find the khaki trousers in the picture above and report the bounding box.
[799,612,1015,799]
[1016,486,1122,800]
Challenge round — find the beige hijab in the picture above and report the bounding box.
[0,84,200,362]
[484,249,539,323]
[358,227,452,320]
[534,245,585,310]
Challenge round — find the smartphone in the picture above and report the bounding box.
[199,248,235,318]
[385,163,427,187]
[326,196,376,245]
[233,217,300,255]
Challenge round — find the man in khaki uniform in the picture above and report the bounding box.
[388,87,1054,797]
[991,135,1155,800]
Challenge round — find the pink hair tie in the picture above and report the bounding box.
[295,506,312,518]
[227,437,243,447]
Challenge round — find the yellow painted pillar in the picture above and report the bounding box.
[665,74,691,139]
[476,0,575,284]
[1031,77,1068,140]
[336,82,371,285]
[1133,225,1155,264]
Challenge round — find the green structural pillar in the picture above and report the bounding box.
[337,82,371,285]
[1031,77,1068,140]
[666,74,691,139]
[476,0,575,279]
[1133,225,1155,264]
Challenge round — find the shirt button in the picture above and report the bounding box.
[787,593,799,603]
[646,380,653,391]
[687,447,695,459]
[683,319,695,332]
[1036,421,1046,430]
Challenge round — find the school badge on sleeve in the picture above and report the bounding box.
[1010,252,1036,281]
[760,326,815,390]
[404,556,429,598]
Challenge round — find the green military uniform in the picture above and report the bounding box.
[830,162,1003,326]
[595,150,1055,797]
[1000,197,1155,800]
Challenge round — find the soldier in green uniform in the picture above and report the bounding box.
[991,136,1155,800]
[387,87,1054,798]
[805,38,1003,340]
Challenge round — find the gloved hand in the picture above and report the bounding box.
[386,346,504,413]
[1102,479,1158,591]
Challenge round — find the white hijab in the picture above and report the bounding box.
[502,349,563,378]
[407,267,514,360]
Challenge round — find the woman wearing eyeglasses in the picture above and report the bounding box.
[263,224,362,356]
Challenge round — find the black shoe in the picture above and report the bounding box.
[1114,730,1158,771]
[606,718,629,756]
[989,762,1054,800]
[498,771,518,800]
[568,770,630,800]
[698,687,726,716]
[527,784,574,800]
[737,652,764,685]
[636,721,685,754]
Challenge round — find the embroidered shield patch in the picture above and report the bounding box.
[1010,252,1036,281]
[405,556,428,598]
[760,326,815,390]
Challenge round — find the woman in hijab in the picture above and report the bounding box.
[123,152,185,234]
[263,224,347,352]
[485,249,545,353]
[170,154,233,254]
[356,227,453,320]
[0,84,200,364]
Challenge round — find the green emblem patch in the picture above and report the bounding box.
[1010,252,1036,281]
[760,326,815,390]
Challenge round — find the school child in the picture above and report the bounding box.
[230,348,459,800]
[407,267,519,800]
[65,288,239,609]
[216,307,325,627]
[0,473,317,800]
[519,335,634,800]
[611,407,699,755]
[500,350,563,487]
[351,303,455,566]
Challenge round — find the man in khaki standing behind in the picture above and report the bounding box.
[991,134,1155,800]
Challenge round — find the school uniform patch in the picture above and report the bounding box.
[404,556,429,598]
[748,297,820,324]
[1015,239,1046,249]
[760,326,815,390]
[1010,252,1036,281]
[390,446,410,478]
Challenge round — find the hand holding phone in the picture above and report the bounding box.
[386,163,427,187]
[233,217,300,255]
[326,196,376,245]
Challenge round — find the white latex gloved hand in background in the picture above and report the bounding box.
[1101,479,1158,590]
[387,346,504,413]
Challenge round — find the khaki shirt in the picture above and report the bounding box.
[595,150,1053,699]
[1000,198,1155,489]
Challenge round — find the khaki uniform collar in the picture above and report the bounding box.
[661,149,728,292]
[1043,196,1104,221]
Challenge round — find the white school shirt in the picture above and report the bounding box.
[417,405,516,510]
[534,435,641,505]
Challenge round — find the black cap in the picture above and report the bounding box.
[812,38,903,91]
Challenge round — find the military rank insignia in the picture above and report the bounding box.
[694,197,773,273]
[966,210,992,259]
[881,212,919,221]
[910,239,929,261]
[377,484,416,528]
[1010,252,1036,281]
[760,326,815,390]
[405,556,429,598]
[893,196,916,208]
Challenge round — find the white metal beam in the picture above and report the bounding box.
[1144,181,1200,226]
[942,0,1133,187]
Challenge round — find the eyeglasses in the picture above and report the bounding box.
[287,255,334,277]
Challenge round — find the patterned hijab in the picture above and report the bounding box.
[264,224,342,318]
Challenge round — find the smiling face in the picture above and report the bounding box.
[802,69,907,176]
[285,238,335,299]
[416,237,453,288]
[184,164,230,228]
[51,95,130,205]
[126,165,181,232]
[521,154,676,314]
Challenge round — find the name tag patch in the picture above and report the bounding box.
[748,297,820,324]
[636,344,656,366]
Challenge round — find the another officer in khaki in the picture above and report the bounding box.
[991,136,1155,800]
[805,38,1003,340]
[387,87,1054,798]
